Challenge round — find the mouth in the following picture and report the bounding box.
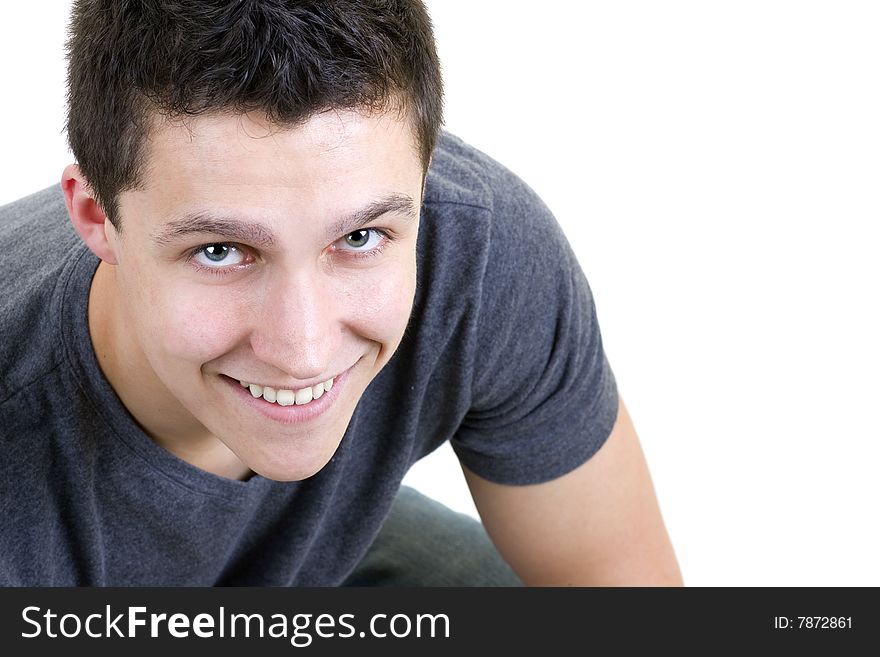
[238,375,336,407]
[222,365,351,425]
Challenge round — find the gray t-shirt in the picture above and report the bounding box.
[0,132,618,585]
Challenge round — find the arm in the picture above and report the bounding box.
[462,396,683,586]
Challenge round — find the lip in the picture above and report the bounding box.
[223,366,350,425]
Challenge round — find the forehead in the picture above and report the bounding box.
[126,108,424,224]
[144,108,420,183]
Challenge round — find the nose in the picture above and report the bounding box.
[248,268,341,382]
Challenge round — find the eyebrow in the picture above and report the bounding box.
[327,194,418,239]
[151,194,418,248]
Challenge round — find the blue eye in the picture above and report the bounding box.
[203,244,230,261]
[192,243,247,268]
[344,230,371,248]
[338,229,385,252]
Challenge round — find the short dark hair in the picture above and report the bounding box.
[66,0,443,228]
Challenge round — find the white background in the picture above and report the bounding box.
[2,1,878,587]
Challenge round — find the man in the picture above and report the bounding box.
[0,0,682,586]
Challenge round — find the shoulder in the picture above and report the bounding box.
[423,133,579,310]
[422,132,572,287]
[0,185,77,278]
[425,131,570,250]
[0,185,84,402]
[424,132,550,219]
[0,185,70,238]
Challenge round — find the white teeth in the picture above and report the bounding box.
[241,375,336,406]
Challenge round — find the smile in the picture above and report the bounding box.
[238,377,335,407]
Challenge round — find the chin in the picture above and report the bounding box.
[243,442,340,482]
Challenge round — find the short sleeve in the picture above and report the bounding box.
[450,171,619,485]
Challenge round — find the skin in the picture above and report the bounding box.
[64,108,425,481]
[64,106,682,584]
[463,398,684,585]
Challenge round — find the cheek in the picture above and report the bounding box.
[337,257,416,341]
[132,279,247,364]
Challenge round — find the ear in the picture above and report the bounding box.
[62,164,119,265]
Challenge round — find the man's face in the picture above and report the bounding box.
[103,109,424,481]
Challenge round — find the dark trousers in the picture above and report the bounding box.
[342,486,524,587]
